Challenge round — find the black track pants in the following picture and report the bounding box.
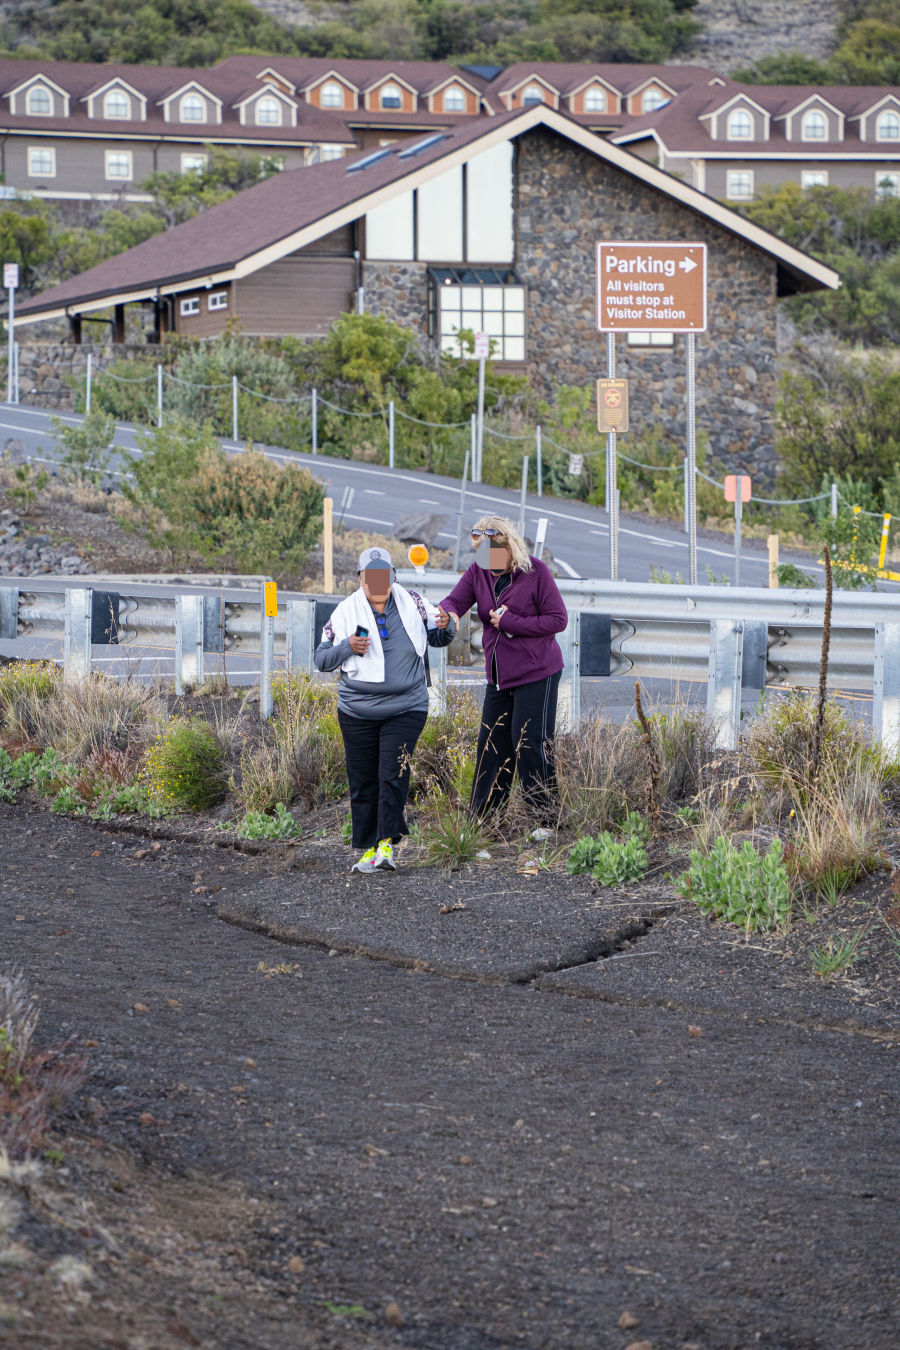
[471,671,561,821]
[338,708,428,849]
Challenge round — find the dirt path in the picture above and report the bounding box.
[1,801,898,1350]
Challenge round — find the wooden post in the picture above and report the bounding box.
[323,496,334,594]
[767,533,779,588]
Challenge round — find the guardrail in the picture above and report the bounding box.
[1,578,898,753]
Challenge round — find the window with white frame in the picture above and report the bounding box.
[180,93,205,122]
[429,267,526,362]
[181,153,207,173]
[180,297,200,316]
[27,146,55,177]
[727,109,753,139]
[522,84,544,106]
[307,143,345,164]
[801,170,828,188]
[876,110,900,140]
[642,87,668,112]
[256,95,282,125]
[876,172,900,198]
[442,86,465,113]
[627,331,674,347]
[380,83,402,109]
[26,86,51,116]
[105,150,132,180]
[320,81,344,109]
[208,292,228,311]
[583,86,606,112]
[104,89,130,119]
[726,169,754,199]
[802,109,827,139]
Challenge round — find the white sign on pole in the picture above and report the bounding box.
[568,454,583,476]
[473,331,490,359]
[3,263,19,290]
[534,516,548,560]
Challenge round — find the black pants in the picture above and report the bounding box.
[338,708,428,849]
[471,671,561,821]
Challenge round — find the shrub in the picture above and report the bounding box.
[0,660,60,737]
[418,798,489,869]
[411,688,481,808]
[555,717,650,836]
[143,718,226,811]
[237,674,346,812]
[1,671,159,766]
[236,802,303,840]
[0,969,84,1159]
[744,692,894,797]
[51,410,115,486]
[566,828,647,885]
[676,836,792,932]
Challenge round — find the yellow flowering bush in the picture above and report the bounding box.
[143,717,226,811]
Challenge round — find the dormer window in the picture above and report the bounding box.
[522,84,544,106]
[802,109,827,139]
[104,89,130,119]
[584,87,606,113]
[877,110,900,140]
[642,88,668,112]
[26,86,51,116]
[180,93,205,122]
[727,109,753,139]
[380,84,402,110]
[321,81,344,109]
[443,86,465,113]
[256,95,282,126]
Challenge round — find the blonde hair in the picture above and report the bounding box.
[472,514,533,573]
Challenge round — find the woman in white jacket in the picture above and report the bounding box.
[314,546,455,872]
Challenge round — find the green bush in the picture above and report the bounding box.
[237,802,303,840]
[676,836,792,931]
[566,827,648,885]
[51,410,115,485]
[142,718,226,811]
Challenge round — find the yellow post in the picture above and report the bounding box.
[878,513,891,571]
[323,496,334,594]
[767,533,779,588]
[850,504,861,566]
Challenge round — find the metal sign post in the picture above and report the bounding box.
[518,454,529,540]
[606,334,619,580]
[4,262,18,404]
[452,449,470,571]
[597,241,707,585]
[724,474,752,587]
[474,330,489,484]
[534,516,548,560]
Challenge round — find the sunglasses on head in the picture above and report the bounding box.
[471,527,503,539]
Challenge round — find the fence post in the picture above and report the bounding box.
[683,456,689,535]
[470,414,477,483]
[64,587,92,679]
[156,363,163,428]
[287,598,317,674]
[536,424,543,498]
[452,450,470,572]
[232,374,239,442]
[388,399,395,469]
[175,594,204,695]
[428,643,447,716]
[311,386,318,455]
[874,622,900,757]
[85,351,92,413]
[13,342,18,404]
[831,482,838,518]
[556,609,581,731]
[706,618,744,751]
[518,455,529,540]
[259,581,276,720]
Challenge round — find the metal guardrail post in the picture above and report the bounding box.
[873,622,900,757]
[286,598,317,674]
[557,608,581,731]
[707,618,744,751]
[175,594,204,694]
[64,588,92,678]
[428,643,447,715]
[260,585,275,719]
[0,586,16,640]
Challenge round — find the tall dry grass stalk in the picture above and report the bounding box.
[4,673,162,764]
[811,543,833,777]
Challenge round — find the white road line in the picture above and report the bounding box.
[344,512,394,528]
[556,558,579,577]
[363,489,385,495]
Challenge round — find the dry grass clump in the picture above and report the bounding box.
[0,969,84,1160]
[235,673,347,813]
[1,667,162,766]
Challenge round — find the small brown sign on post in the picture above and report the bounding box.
[596,242,707,333]
[596,378,629,433]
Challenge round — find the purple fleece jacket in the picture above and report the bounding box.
[440,558,568,691]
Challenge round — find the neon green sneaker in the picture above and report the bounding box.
[352,846,378,873]
[375,839,396,871]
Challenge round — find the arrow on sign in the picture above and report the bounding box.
[678,257,698,273]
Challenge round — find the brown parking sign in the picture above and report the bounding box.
[596,242,707,333]
[596,378,629,433]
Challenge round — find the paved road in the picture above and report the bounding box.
[1,402,826,587]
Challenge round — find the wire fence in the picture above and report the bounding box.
[80,359,889,526]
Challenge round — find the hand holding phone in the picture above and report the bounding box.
[349,624,370,655]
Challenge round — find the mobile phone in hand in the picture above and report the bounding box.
[355,625,369,638]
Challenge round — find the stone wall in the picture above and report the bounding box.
[514,128,778,481]
[362,262,430,340]
[14,342,164,412]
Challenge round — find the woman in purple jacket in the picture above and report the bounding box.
[440,514,568,822]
